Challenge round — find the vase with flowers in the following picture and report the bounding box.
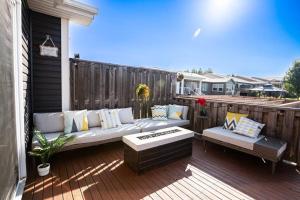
[197,98,207,117]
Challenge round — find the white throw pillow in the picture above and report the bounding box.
[99,109,113,129]
[118,107,135,124]
[87,110,101,128]
[110,109,122,127]
[233,117,265,138]
[33,112,64,133]
[168,104,184,120]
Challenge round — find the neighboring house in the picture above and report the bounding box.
[190,73,279,96]
[252,77,284,89]
[0,0,97,199]
[176,72,206,95]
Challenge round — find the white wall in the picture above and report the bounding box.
[61,18,70,111]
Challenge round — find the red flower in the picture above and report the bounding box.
[197,98,206,106]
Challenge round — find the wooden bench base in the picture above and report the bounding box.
[202,136,287,174]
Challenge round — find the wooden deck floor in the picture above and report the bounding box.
[23,140,300,200]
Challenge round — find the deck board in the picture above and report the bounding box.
[23,140,300,200]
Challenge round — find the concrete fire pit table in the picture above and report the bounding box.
[122,126,194,173]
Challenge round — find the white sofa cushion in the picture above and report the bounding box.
[33,112,64,133]
[203,127,264,150]
[87,110,101,128]
[134,118,190,132]
[32,124,142,148]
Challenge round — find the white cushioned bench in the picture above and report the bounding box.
[32,113,190,151]
[203,127,264,150]
[202,126,287,174]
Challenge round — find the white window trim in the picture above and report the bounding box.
[61,18,70,111]
[212,83,224,93]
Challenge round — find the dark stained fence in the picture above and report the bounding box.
[70,59,177,118]
[173,96,300,166]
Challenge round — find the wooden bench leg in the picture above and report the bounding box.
[272,162,277,174]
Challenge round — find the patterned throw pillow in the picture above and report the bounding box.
[223,112,248,130]
[168,105,184,120]
[151,106,168,121]
[233,117,265,138]
[98,109,121,129]
[64,110,89,134]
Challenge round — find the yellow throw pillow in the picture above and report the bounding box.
[223,112,248,130]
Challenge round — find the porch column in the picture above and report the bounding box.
[199,80,202,95]
[181,79,184,95]
[61,18,70,111]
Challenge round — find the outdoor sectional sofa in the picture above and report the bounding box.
[32,110,190,151]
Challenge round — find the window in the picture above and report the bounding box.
[212,84,224,92]
[201,83,208,92]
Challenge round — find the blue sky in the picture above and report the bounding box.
[70,0,300,77]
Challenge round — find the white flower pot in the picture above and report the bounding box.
[37,163,50,176]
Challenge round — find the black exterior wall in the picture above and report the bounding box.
[22,0,32,149]
[31,11,62,113]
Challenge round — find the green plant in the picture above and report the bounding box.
[29,130,75,167]
[284,61,300,99]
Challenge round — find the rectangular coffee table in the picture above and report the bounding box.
[122,126,194,173]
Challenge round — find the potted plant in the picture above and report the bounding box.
[29,130,75,176]
[136,83,150,118]
[197,97,207,117]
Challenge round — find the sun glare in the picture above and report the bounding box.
[202,0,250,31]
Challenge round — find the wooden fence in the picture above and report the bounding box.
[173,96,300,165]
[70,59,177,118]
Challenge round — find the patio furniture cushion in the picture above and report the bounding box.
[99,109,116,129]
[110,109,122,127]
[64,110,89,133]
[223,112,248,130]
[119,107,135,124]
[233,117,265,138]
[134,118,190,132]
[32,123,142,148]
[182,106,189,120]
[203,127,264,150]
[151,106,168,120]
[168,105,184,120]
[87,110,101,128]
[33,112,64,133]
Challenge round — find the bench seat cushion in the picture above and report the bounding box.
[134,118,190,132]
[32,124,141,148]
[203,127,264,150]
